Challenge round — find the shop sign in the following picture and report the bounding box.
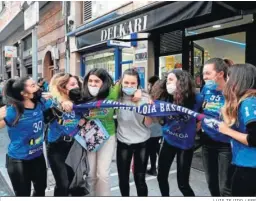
[77,2,212,49]
[101,15,148,42]
[108,40,131,48]
[4,46,17,58]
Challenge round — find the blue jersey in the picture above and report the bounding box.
[200,85,225,119]
[162,94,201,150]
[47,100,82,143]
[231,97,256,167]
[4,99,50,160]
[200,85,230,143]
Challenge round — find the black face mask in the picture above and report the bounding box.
[69,88,82,103]
[32,89,43,103]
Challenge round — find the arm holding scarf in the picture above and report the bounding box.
[219,121,256,147]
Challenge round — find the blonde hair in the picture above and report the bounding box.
[221,64,256,126]
[222,89,256,126]
[49,73,72,102]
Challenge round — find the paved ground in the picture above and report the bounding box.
[0,127,210,197]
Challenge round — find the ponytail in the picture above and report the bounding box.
[3,78,27,126]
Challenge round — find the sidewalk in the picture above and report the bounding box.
[0,128,13,196]
[0,128,210,197]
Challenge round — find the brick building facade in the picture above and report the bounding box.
[0,1,66,81]
[37,1,66,81]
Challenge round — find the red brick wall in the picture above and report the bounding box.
[37,2,65,48]
[37,1,66,77]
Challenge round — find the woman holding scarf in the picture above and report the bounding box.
[199,58,233,196]
[218,64,256,196]
[46,73,84,196]
[156,69,200,196]
[79,68,142,196]
[116,68,152,196]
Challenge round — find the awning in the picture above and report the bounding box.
[76,1,214,49]
[76,1,256,51]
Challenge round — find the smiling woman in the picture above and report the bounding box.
[0,76,51,196]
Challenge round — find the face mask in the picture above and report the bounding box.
[69,88,81,102]
[32,89,42,102]
[205,80,218,90]
[88,86,100,97]
[166,83,176,95]
[122,87,137,96]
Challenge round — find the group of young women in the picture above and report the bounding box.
[0,57,255,197]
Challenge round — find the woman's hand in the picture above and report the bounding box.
[144,117,153,127]
[132,89,142,102]
[0,106,6,120]
[219,122,232,136]
[78,118,86,127]
[148,99,154,105]
[196,121,201,132]
[61,101,73,112]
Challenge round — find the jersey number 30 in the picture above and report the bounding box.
[33,121,43,133]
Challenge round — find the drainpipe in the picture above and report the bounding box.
[63,1,70,73]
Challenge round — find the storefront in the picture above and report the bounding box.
[73,1,256,89]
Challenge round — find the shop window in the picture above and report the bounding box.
[27,67,32,76]
[159,54,182,79]
[85,49,115,79]
[24,35,32,51]
[23,34,32,58]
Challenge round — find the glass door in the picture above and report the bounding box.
[191,43,204,89]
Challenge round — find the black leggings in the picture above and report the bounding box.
[6,154,47,196]
[116,140,149,196]
[231,165,256,196]
[157,141,195,196]
[47,139,74,196]
[146,137,162,170]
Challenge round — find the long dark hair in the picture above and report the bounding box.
[162,69,196,109]
[82,68,114,101]
[119,68,141,98]
[150,79,167,101]
[3,76,31,125]
[222,64,256,126]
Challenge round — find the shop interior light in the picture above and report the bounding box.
[212,25,221,28]
[214,37,246,47]
[188,31,245,47]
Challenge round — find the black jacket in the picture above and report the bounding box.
[65,140,90,196]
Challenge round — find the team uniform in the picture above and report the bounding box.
[158,94,201,196]
[199,85,233,196]
[47,99,83,196]
[230,97,256,196]
[4,99,50,196]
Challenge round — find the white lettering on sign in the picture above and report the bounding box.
[100,15,148,42]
